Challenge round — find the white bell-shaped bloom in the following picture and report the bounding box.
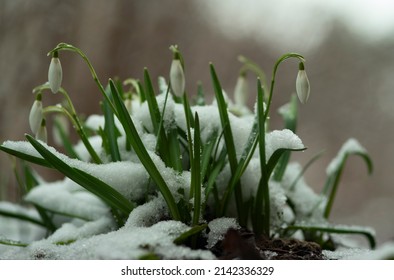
[48,52,63,93]
[170,59,185,96]
[36,119,48,143]
[29,94,43,134]
[234,74,248,106]
[296,62,310,104]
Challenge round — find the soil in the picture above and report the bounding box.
[211,228,324,260]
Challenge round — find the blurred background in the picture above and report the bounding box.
[1,0,394,245]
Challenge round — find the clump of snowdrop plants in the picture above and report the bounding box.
[0,43,376,259]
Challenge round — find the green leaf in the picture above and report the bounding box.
[267,147,306,178]
[273,94,298,181]
[25,134,134,219]
[173,224,208,245]
[210,63,243,220]
[200,131,219,182]
[0,144,52,168]
[109,79,181,221]
[0,238,28,247]
[53,117,80,160]
[144,68,161,135]
[254,79,270,236]
[191,113,201,226]
[103,86,121,162]
[0,208,46,228]
[155,82,176,169]
[285,224,376,249]
[323,141,373,219]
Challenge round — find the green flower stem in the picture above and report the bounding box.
[238,55,267,86]
[40,87,102,164]
[264,53,305,121]
[48,43,116,114]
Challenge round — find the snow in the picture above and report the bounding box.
[326,138,367,175]
[265,129,305,161]
[0,202,46,243]
[25,179,110,221]
[281,163,323,219]
[2,141,151,202]
[2,140,43,159]
[206,217,240,248]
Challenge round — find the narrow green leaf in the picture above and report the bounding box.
[53,117,80,160]
[0,208,46,228]
[103,86,121,162]
[144,68,161,134]
[323,144,373,219]
[267,147,306,178]
[192,113,201,226]
[183,92,195,183]
[155,81,176,168]
[0,144,52,168]
[173,224,208,245]
[273,94,298,181]
[210,63,243,220]
[0,238,28,247]
[286,224,376,249]
[289,150,325,191]
[137,80,146,103]
[254,79,270,236]
[109,80,181,221]
[200,132,218,182]
[204,146,227,199]
[168,128,182,172]
[219,116,258,216]
[26,134,134,218]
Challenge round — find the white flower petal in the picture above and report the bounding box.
[296,69,310,104]
[29,99,43,134]
[169,59,185,96]
[234,75,248,106]
[48,57,63,93]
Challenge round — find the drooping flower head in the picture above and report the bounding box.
[48,51,63,93]
[296,62,310,104]
[29,93,43,134]
[234,72,248,107]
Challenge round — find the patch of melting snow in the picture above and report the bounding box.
[326,138,367,175]
[206,217,240,248]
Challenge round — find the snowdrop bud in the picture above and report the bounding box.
[48,51,63,93]
[170,58,185,96]
[29,93,43,134]
[296,62,310,104]
[36,118,48,143]
[234,73,248,106]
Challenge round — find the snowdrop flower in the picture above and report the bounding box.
[48,51,63,93]
[29,93,43,134]
[296,62,310,104]
[36,118,48,143]
[233,73,248,106]
[169,46,185,96]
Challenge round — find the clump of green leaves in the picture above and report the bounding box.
[0,43,375,252]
